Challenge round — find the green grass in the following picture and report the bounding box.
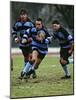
[11,54,74,98]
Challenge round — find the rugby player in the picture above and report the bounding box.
[51,20,74,79]
[12,9,34,72]
[19,18,51,79]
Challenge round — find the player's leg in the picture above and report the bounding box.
[34,58,41,69]
[25,50,39,76]
[28,50,39,78]
[27,51,45,79]
[23,49,45,77]
[19,49,39,79]
[30,58,42,78]
[19,47,32,79]
[34,52,46,69]
[21,47,30,66]
[60,48,71,79]
[60,58,71,78]
[30,52,45,79]
[19,49,46,79]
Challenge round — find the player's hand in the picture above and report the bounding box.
[68,49,73,54]
[15,37,20,43]
[28,38,32,43]
[22,38,27,44]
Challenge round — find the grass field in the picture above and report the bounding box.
[11,54,74,98]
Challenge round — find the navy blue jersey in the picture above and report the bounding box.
[24,27,50,54]
[12,21,34,47]
[53,27,73,48]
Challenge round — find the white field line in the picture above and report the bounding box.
[11,48,60,55]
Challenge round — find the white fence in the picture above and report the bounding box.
[11,48,60,54]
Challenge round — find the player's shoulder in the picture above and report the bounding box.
[42,27,49,33]
[15,21,22,27]
[42,27,47,31]
[59,27,69,35]
[25,21,34,27]
[31,27,37,32]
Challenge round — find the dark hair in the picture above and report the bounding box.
[52,20,60,24]
[17,9,31,22]
[20,8,28,15]
[36,18,43,22]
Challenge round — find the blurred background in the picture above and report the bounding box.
[11,1,74,48]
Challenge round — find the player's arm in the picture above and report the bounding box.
[62,28,74,54]
[68,34,74,54]
[44,30,54,44]
[22,29,32,44]
[12,23,20,43]
[44,36,53,44]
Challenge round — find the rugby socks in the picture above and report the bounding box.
[22,59,29,73]
[24,60,28,67]
[22,61,36,77]
[23,61,33,74]
[26,62,35,75]
[31,65,36,78]
[62,64,70,76]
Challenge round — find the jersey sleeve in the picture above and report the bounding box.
[30,22,34,28]
[21,29,30,44]
[67,34,73,43]
[44,37,51,44]
[43,29,52,44]
[12,22,18,39]
[62,28,74,43]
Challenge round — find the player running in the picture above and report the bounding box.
[12,9,34,72]
[19,18,51,79]
[51,20,74,79]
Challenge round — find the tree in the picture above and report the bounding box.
[54,5,74,29]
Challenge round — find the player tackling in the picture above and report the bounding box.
[19,18,51,79]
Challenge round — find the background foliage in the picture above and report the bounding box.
[11,2,74,47]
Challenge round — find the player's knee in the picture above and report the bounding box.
[31,57,37,63]
[31,58,35,63]
[35,60,41,69]
[35,64,39,69]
